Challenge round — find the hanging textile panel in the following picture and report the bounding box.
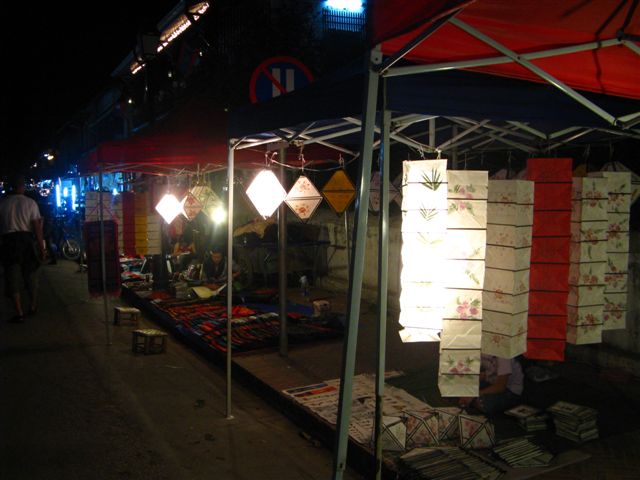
[399,159,448,343]
[589,171,632,330]
[84,220,121,296]
[482,180,533,358]
[526,158,573,361]
[438,170,487,397]
[121,192,136,256]
[84,191,121,223]
[567,177,608,344]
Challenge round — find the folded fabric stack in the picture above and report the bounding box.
[398,447,504,480]
[504,404,549,432]
[493,437,553,468]
[547,401,598,443]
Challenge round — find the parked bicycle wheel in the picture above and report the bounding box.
[61,239,81,260]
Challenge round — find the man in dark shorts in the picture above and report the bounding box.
[0,174,47,322]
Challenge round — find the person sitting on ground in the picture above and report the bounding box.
[0,174,47,322]
[202,246,242,289]
[458,354,524,416]
[171,234,195,271]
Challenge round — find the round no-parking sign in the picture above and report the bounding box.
[249,56,314,103]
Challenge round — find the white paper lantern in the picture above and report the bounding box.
[399,160,449,343]
[285,175,323,222]
[481,180,534,359]
[246,170,287,219]
[155,193,184,224]
[438,170,488,397]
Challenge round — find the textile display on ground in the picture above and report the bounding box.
[284,372,594,479]
[124,288,344,354]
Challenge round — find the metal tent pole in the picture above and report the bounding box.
[374,83,390,480]
[226,142,235,420]
[332,46,381,480]
[98,165,111,345]
[448,18,618,126]
[278,145,288,357]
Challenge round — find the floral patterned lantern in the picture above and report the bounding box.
[589,171,632,330]
[438,170,488,398]
[566,177,608,344]
[181,191,202,220]
[285,175,323,222]
[482,180,534,358]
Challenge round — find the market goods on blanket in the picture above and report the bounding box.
[379,416,406,451]
[404,409,439,448]
[433,407,462,441]
[458,414,495,449]
[283,373,429,448]
[547,401,599,443]
[398,447,505,479]
[493,437,553,467]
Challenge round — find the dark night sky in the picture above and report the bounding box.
[2,1,178,173]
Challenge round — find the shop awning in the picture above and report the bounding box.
[78,96,266,176]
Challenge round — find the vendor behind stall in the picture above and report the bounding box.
[202,246,243,289]
[171,234,196,271]
[458,354,524,416]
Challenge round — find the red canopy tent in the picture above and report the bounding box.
[373,0,640,101]
[78,97,269,176]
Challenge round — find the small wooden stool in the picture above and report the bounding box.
[132,329,168,354]
[114,307,141,325]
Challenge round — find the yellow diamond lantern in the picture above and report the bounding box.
[321,169,356,215]
[285,175,323,222]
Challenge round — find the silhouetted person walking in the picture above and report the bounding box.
[0,174,46,322]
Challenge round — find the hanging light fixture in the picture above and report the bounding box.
[246,169,287,218]
[155,193,184,224]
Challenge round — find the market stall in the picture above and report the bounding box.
[226,1,640,478]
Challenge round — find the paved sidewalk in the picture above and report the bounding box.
[0,261,362,480]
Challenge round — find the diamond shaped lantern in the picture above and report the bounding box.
[190,185,222,219]
[181,191,202,220]
[246,170,287,219]
[369,171,401,213]
[285,175,323,222]
[321,169,356,215]
[155,194,184,224]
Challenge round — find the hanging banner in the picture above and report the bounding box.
[84,220,121,297]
